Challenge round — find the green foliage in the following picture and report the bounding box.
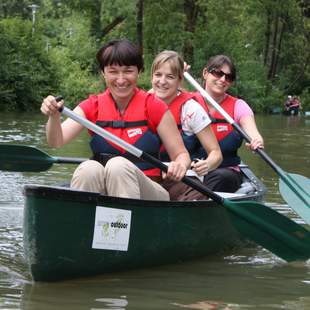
[0,0,308,113]
[45,13,101,106]
[300,88,310,111]
[0,17,57,111]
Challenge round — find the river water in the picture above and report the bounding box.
[0,112,309,309]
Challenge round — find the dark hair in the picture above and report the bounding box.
[204,55,236,81]
[96,39,144,72]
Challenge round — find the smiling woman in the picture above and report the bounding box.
[193,54,265,193]
[40,39,191,201]
[151,50,222,200]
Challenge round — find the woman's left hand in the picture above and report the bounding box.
[191,159,209,176]
[246,137,264,150]
[163,161,187,181]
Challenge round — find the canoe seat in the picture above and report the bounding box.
[235,181,256,195]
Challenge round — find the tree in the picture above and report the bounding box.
[0,17,57,110]
[136,0,144,53]
[183,0,200,65]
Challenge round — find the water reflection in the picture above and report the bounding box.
[0,113,310,309]
[18,253,310,310]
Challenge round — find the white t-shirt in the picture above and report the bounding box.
[180,99,212,136]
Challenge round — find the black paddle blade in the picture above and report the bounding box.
[0,144,54,172]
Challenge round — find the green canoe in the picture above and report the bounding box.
[23,165,266,282]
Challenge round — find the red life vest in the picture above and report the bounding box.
[194,92,243,167]
[160,92,205,161]
[168,92,196,125]
[89,89,162,176]
[208,95,236,141]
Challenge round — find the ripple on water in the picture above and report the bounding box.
[0,224,29,309]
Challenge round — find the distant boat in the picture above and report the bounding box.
[283,107,300,116]
[270,107,282,115]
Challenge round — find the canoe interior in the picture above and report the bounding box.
[23,165,266,282]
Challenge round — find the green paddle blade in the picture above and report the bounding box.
[279,173,310,224]
[224,199,310,262]
[0,144,55,172]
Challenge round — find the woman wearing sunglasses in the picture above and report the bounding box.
[196,54,264,193]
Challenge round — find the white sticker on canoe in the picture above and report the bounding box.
[92,206,131,251]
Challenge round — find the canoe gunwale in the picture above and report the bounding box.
[22,165,266,207]
[23,184,264,207]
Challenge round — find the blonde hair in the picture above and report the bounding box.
[151,50,184,80]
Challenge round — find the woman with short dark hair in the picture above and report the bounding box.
[41,39,190,200]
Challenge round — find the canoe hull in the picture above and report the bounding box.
[23,167,266,282]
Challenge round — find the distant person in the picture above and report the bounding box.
[195,55,264,192]
[284,95,301,116]
[290,96,301,115]
[41,39,190,200]
[151,50,222,200]
[284,95,292,113]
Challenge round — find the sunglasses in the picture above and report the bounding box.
[208,68,234,83]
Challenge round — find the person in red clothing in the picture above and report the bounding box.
[151,50,222,200]
[195,55,264,192]
[284,95,301,116]
[40,39,190,200]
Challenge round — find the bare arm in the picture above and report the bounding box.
[192,126,222,176]
[157,111,191,181]
[239,115,264,150]
[41,96,85,147]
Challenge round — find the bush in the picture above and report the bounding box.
[0,18,57,111]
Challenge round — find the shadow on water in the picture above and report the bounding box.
[19,253,310,310]
[0,112,309,309]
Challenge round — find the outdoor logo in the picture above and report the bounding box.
[92,206,132,251]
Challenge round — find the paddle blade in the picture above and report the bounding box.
[0,144,54,172]
[279,173,310,225]
[224,199,310,262]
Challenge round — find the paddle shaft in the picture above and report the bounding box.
[52,156,86,164]
[57,99,310,262]
[60,105,224,204]
[184,72,310,207]
[184,72,285,176]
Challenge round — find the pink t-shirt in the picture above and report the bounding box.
[234,99,254,124]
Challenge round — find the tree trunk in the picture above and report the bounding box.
[183,0,199,64]
[90,0,102,38]
[268,14,279,80]
[136,0,144,54]
[272,16,286,79]
[100,16,126,38]
[263,10,272,66]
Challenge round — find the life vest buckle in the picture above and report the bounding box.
[111,120,126,128]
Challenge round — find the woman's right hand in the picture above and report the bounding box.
[41,96,64,117]
[183,62,191,72]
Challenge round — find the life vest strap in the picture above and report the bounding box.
[96,120,148,128]
[92,152,146,166]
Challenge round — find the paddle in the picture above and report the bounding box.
[57,97,310,262]
[0,144,87,172]
[184,71,310,225]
